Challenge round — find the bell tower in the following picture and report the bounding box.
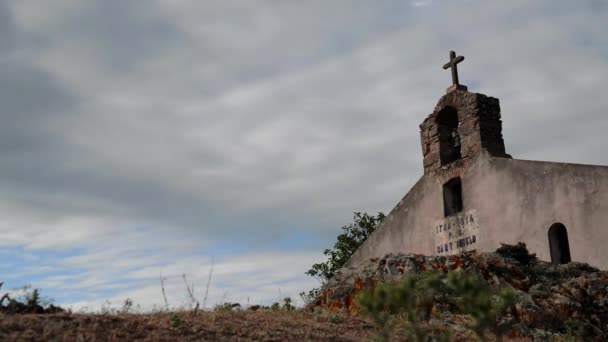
[419,51,511,182]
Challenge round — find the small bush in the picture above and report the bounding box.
[0,283,64,314]
[243,297,296,312]
[355,271,519,342]
[495,242,537,266]
[447,271,518,340]
[299,288,320,306]
[356,272,449,342]
[120,298,134,314]
[304,212,386,303]
[170,313,186,333]
[26,288,41,307]
[282,297,295,311]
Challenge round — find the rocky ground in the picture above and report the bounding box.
[0,310,375,341]
[307,243,608,341]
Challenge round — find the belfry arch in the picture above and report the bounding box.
[437,106,461,165]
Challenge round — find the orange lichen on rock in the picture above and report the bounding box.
[306,244,608,340]
[449,256,465,270]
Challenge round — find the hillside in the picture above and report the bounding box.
[307,243,608,340]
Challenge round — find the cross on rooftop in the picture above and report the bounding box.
[442,51,465,86]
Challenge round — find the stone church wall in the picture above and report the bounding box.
[343,175,444,268]
[465,154,608,270]
[344,152,608,270]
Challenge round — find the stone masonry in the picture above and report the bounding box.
[419,89,511,184]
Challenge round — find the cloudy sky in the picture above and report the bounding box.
[1,0,606,311]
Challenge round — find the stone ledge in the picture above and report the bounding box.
[446,84,468,93]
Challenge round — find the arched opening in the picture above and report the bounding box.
[443,177,463,217]
[437,107,462,165]
[548,223,571,264]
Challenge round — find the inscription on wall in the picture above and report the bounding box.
[433,209,479,255]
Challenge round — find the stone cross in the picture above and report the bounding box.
[442,51,465,86]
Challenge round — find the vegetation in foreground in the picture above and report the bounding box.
[355,271,519,341]
[303,213,608,341]
[0,306,375,341]
[0,281,375,341]
[301,212,386,304]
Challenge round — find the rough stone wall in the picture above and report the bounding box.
[419,90,511,184]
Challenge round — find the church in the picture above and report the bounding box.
[345,51,608,270]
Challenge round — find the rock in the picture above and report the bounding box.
[306,243,608,339]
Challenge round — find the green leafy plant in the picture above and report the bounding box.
[355,272,450,342]
[243,297,295,312]
[495,242,537,266]
[299,287,320,306]
[355,271,520,342]
[282,297,295,311]
[170,313,186,333]
[302,212,385,304]
[307,212,386,283]
[5,284,55,308]
[25,288,41,307]
[446,271,518,341]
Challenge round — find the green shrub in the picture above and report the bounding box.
[446,271,518,341]
[306,212,386,283]
[26,288,41,307]
[170,313,186,333]
[299,288,320,306]
[355,271,519,342]
[355,272,449,342]
[282,297,295,311]
[495,242,537,266]
[302,212,385,304]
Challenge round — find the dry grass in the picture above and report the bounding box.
[0,309,376,341]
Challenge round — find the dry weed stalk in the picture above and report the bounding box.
[159,273,169,311]
[182,273,199,314]
[202,256,214,311]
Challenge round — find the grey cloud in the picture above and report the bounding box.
[0,62,75,153]
[0,0,606,250]
[22,1,185,72]
[0,3,17,53]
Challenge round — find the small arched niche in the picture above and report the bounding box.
[437,106,462,165]
[548,223,571,264]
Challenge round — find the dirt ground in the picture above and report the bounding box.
[0,310,377,341]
